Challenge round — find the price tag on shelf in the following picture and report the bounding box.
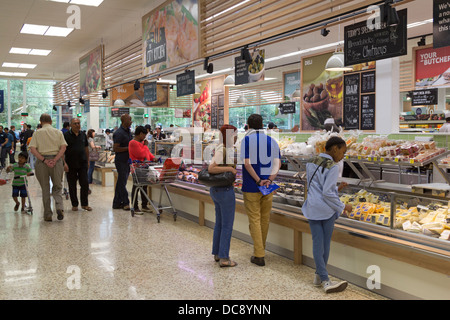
[395,158,399,163]
[368,157,372,161]
[409,159,415,164]
[358,156,362,160]
[345,155,349,160]
[380,157,384,162]
[373,157,377,162]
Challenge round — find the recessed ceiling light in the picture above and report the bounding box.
[10,47,32,55]
[29,49,52,56]
[44,26,74,37]
[47,0,104,6]
[0,72,28,77]
[2,63,37,69]
[20,24,49,35]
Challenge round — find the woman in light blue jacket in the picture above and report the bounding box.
[302,136,352,293]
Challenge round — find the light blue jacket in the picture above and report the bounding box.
[302,153,345,221]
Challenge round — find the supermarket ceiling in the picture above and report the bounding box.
[0,0,435,83]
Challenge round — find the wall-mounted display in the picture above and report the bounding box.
[235,49,265,85]
[193,79,211,130]
[142,0,199,76]
[112,82,168,108]
[415,45,450,87]
[79,45,104,97]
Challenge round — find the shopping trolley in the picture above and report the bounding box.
[129,158,181,222]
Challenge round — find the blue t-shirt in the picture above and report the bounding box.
[5,133,13,148]
[0,132,7,145]
[240,130,281,193]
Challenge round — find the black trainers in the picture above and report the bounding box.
[251,256,265,266]
[57,209,64,221]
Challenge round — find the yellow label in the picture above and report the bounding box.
[395,158,399,163]
[358,156,361,160]
[380,157,385,162]
[373,157,377,162]
[410,159,415,164]
[368,157,372,161]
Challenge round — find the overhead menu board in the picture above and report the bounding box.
[111,107,130,117]
[361,71,376,94]
[143,82,157,102]
[344,9,407,66]
[343,73,360,130]
[176,70,195,97]
[411,89,439,106]
[361,94,376,131]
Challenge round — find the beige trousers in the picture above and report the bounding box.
[35,157,64,220]
[243,192,273,258]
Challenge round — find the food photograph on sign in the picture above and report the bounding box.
[112,83,168,108]
[79,45,103,96]
[142,0,199,75]
[301,52,343,131]
[193,80,211,130]
[415,45,450,87]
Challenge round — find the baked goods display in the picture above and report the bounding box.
[340,189,450,240]
[345,136,445,163]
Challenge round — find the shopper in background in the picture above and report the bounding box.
[3,128,14,165]
[302,136,351,294]
[153,126,166,155]
[439,112,450,133]
[64,118,91,212]
[29,113,67,222]
[144,125,153,144]
[20,124,33,152]
[0,125,9,169]
[104,129,113,150]
[61,122,70,134]
[208,124,238,268]
[10,125,18,164]
[87,129,101,184]
[112,114,133,211]
[240,114,281,267]
[129,125,155,214]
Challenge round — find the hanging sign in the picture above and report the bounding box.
[344,9,407,66]
[343,73,360,130]
[177,70,195,97]
[111,107,130,117]
[411,89,439,106]
[433,0,450,49]
[234,49,265,85]
[143,82,157,102]
[278,102,296,114]
[361,94,376,130]
[415,45,450,87]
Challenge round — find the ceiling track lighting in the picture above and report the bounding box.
[241,46,252,64]
[102,89,108,99]
[321,28,330,37]
[204,57,214,74]
[134,79,140,91]
[382,0,399,27]
[417,36,426,46]
[79,97,85,105]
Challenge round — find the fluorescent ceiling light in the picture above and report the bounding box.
[44,26,74,37]
[20,24,49,35]
[47,0,104,6]
[10,47,51,56]
[0,72,28,77]
[2,63,37,69]
[407,19,433,29]
[29,49,52,56]
[265,41,344,63]
[20,24,74,37]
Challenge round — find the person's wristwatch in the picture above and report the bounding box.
[257,179,262,186]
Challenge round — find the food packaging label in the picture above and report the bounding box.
[258,183,280,196]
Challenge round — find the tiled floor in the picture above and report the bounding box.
[0,177,387,300]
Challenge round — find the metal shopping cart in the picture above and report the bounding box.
[129,157,181,222]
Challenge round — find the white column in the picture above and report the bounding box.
[375,58,400,134]
[438,88,447,111]
[88,107,100,132]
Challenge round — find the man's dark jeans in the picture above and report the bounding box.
[113,160,130,208]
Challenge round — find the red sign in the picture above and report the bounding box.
[415,46,450,87]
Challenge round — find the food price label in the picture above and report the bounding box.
[380,157,384,162]
[410,159,415,164]
[395,158,399,163]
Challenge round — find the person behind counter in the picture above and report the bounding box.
[208,124,238,268]
[129,126,155,214]
[302,136,352,294]
[439,112,450,133]
[153,126,166,155]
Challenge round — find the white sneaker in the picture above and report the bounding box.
[322,280,348,293]
[313,274,322,287]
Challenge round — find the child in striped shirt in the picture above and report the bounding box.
[6,152,32,213]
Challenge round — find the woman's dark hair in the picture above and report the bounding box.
[134,126,147,136]
[247,114,263,130]
[87,129,95,138]
[325,136,346,151]
[220,124,237,146]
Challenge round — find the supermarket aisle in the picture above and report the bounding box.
[0,176,387,300]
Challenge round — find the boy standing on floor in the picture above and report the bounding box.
[7,152,32,213]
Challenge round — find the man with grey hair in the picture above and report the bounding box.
[29,113,67,221]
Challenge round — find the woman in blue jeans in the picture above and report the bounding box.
[208,124,238,268]
[87,129,101,184]
[302,136,352,293]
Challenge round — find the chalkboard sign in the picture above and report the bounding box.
[344,9,407,66]
[361,94,375,130]
[111,107,130,117]
[343,73,360,130]
[433,0,450,49]
[211,95,218,129]
[176,70,195,97]
[361,71,376,94]
[279,102,296,114]
[411,89,438,106]
[143,82,157,102]
[218,108,224,128]
[235,56,249,86]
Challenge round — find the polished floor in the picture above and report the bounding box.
[0,176,387,300]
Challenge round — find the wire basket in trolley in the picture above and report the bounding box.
[129,157,182,222]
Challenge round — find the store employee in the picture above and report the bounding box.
[439,112,450,133]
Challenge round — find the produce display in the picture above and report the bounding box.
[340,189,450,240]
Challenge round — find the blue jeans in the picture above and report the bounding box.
[308,215,337,282]
[209,186,236,259]
[88,161,95,184]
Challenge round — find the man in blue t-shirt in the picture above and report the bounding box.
[0,125,10,168]
[240,114,281,267]
[4,128,15,164]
